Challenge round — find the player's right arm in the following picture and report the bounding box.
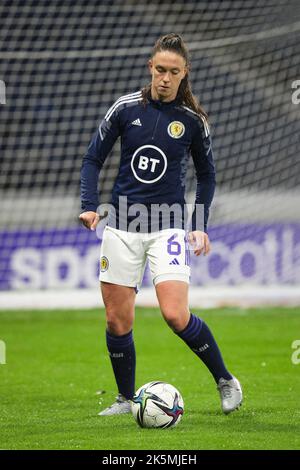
[80,104,121,230]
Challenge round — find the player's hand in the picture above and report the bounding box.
[188,230,211,256]
[79,211,100,231]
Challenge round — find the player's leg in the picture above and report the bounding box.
[155,280,190,331]
[147,229,242,413]
[155,280,242,414]
[98,282,136,415]
[98,226,146,416]
[155,279,233,381]
[101,281,135,336]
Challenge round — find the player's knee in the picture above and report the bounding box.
[162,309,188,333]
[106,318,131,336]
[106,312,133,336]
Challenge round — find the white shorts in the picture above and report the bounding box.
[99,226,190,289]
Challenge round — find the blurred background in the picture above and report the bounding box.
[0,0,300,308]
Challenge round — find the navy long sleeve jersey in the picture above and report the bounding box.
[81,90,216,232]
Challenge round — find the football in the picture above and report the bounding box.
[131,381,184,429]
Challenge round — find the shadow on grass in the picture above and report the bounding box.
[187,407,300,435]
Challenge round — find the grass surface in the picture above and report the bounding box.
[0,307,300,450]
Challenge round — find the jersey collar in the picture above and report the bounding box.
[147,89,180,108]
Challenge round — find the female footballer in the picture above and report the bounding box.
[80,33,242,416]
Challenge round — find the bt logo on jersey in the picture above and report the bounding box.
[138,155,160,172]
[131,145,167,184]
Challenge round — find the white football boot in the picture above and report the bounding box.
[98,394,132,416]
[217,376,243,414]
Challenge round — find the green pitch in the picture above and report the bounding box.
[0,307,300,450]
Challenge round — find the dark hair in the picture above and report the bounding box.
[141,33,208,120]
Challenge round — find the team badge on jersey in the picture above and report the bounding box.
[100,256,109,272]
[167,121,185,139]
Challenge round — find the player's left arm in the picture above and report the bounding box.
[189,116,216,256]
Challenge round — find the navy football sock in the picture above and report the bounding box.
[176,314,232,383]
[106,329,136,400]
